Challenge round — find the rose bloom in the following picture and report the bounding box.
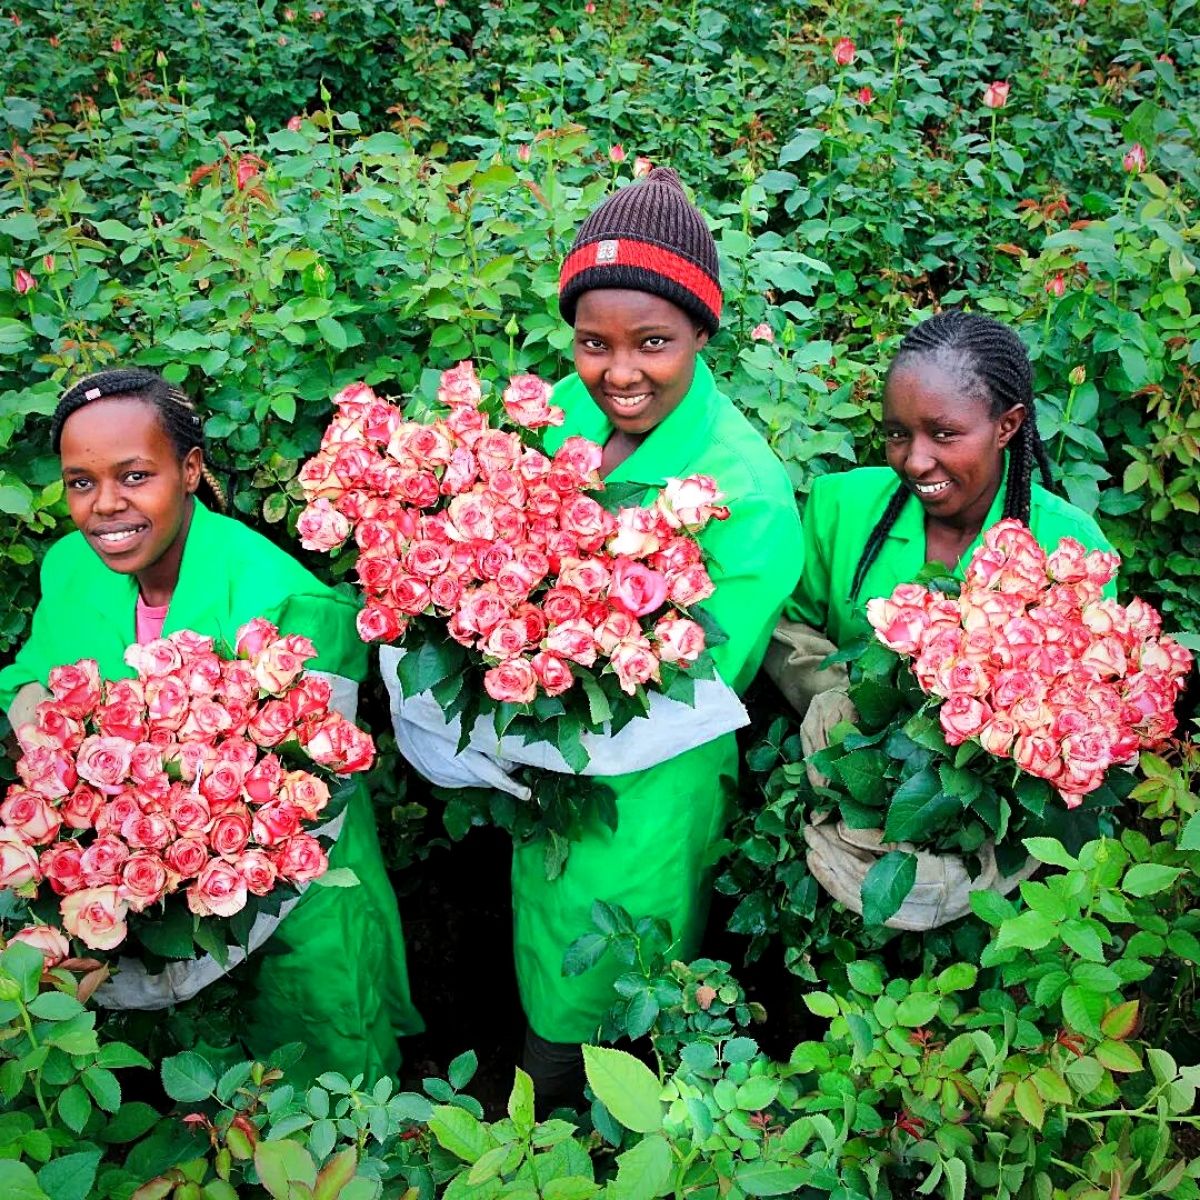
[939,694,992,745]
[542,586,584,625]
[474,429,524,478]
[179,698,235,744]
[209,809,253,856]
[437,360,483,408]
[1013,732,1062,780]
[832,35,855,65]
[456,588,509,637]
[867,597,930,656]
[395,422,457,467]
[251,800,304,847]
[188,859,248,918]
[236,617,280,659]
[484,618,534,661]
[559,557,612,599]
[608,558,669,618]
[446,403,487,445]
[169,790,213,836]
[608,506,663,558]
[221,659,260,703]
[406,538,453,579]
[552,436,603,487]
[654,614,706,666]
[9,925,70,967]
[301,713,375,774]
[298,498,351,552]
[124,637,183,678]
[594,610,640,654]
[76,735,134,795]
[651,536,702,575]
[668,563,715,607]
[357,601,404,643]
[544,619,600,668]
[237,847,279,896]
[39,842,83,894]
[1,789,62,845]
[610,640,662,696]
[658,475,728,531]
[1046,537,1090,584]
[145,676,190,730]
[164,837,209,880]
[286,675,332,721]
[184,652,223,696]
[29,703,85,753]
[0,830,42,889]
[121,810,174,852]
[446,491,497,542]
[248,699,297,748]
[61,784,104,831]
[94,791,141,839]
[991,667,1045,710]
[503,375,564,429]
[484,658,538,705]
[441,445,480,495]
[252,634,317,695]
[18,744,78,800]
[1081,635,1128,678]
[978,713,1019,757]
[530,652,575,697]
[518,447,552,484]
[559,494,615,550]
[47,659,102,717]
[61,885,129,950]
[983,80,1010,108]
[243,755,283,805]
[274,833,328,884]
[121,852,170,912]
[750,322,774,342]
[279,770,329,819]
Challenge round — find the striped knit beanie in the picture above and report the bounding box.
[558,167,722,335]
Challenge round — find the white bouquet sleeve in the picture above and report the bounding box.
[92,669,355,1012]
[380,645,750,797]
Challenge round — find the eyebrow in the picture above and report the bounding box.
[575,325,673,337]
[62,457,154,474]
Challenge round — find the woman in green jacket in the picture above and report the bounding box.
[773,311,1115,762]
[514,168,804,1103]
[0,368,421,1082]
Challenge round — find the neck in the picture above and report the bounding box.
[135,498,195,608]
[600,429,646,478]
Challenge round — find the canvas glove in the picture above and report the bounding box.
[762,619,848,721]
[6,682,51,742]
[799,688,859,791]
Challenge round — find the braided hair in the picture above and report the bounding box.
[51,368,226,512]
[848,310,1054,602]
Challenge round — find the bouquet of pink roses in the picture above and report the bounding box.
[294,362,733,775]
[0,619,373,958]
[806,520,1193,924]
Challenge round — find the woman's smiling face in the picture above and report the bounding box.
[60,396,201,581]
[572,289,709,438]
[882,355,1024,527]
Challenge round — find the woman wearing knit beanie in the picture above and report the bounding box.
[514,167,805,1106]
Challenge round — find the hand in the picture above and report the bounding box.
[4,682,50,758]
[799,688,858,790]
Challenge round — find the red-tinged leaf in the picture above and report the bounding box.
[1099,999,1139,1041]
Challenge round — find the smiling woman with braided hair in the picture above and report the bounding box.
[0,367,422,1082]
[768,310,1117,755]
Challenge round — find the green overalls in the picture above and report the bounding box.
[512,360,804,1042]
[786,465,1117,646]
[0,501,423,1082]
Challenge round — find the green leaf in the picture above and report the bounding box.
[882,771,959,843]
[81,1065,121,1113]
[828,748,889,808]
[735,1162,812,1196]
[395,638,463,698]
[1178,812,1200,850]
[27,992,85,1021]
[582,1045,663,1133]
[860,851,917,926]
[160,1051,216,1102]
[802,991,839,1018]
[0,1162,48,1200]
[778,129,823,165]
[579,672,612,727]
[507,1068,534,1135]
[36,1151,101,1200]
[1013,1078,1045,1129]
[1123,863,1184,897]
[55,1084,91,1134]
[935,963,978,993]
[1100,999,1140,1040]
[562,932,609,977]
[895,992,940,1027]
[613,1134,672,1200]
[448,1050,478,1090]
[1095,1040,1142,1073]
[943,1157,967,1200]
[1022,837,1079,870]
[1062,985,1105,1038]
[95,1042,152,1070]
[542,1180,600,1200]
[98,1101,161,1144]
[428,1104,495,1163]
[846,960,884,996]
[255,1139,317,1199]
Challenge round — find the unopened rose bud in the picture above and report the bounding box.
[1069,365,1086,386]
[156,50,168,67]
[505,314,519,336]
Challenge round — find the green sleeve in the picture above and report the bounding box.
[783,474,834,630]
[0,544,66,713]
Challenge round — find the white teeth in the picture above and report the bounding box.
[611,394,650,410]
[98,529,142,544]
[914,481,951,496]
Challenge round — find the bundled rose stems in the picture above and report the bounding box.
[868,520,1192,809]
[295,364,748,827]
[0,621,374,1000]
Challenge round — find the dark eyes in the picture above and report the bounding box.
[65,471,151,491]
[884,429,958,442]
[577,336,669,351]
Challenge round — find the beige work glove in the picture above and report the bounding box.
[803,818,1038,931]
[799,687,859,791]
[762,619,848,721]
[6,683,51,749]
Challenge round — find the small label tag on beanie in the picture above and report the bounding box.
[595,239,619,264]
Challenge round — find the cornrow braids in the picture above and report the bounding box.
[848,310,1055,602]
[51,368,226,512]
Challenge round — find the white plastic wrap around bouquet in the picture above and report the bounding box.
[381,645,750,796]
[91,670,357,1011]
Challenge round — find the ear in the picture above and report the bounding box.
[181,446,204,495]
[695,326,710,351]
[996,403,1025,449]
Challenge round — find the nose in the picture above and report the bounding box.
[92,478,126,515]
[605,351,642,391]
[905,436,937,477]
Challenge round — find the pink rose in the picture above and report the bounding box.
[474,430,524,477]
[657,475,729,530]
[1046,538,1090,584]
[120,852,170,911]
[209,809,253,857]
[168,790,212,836]
[76,736,134,795]
[430,575,463,612]
[867,597,931,656]
[221,659,260,703]
[389,575,433,616]
[668,563,715,608]
[300,714,376,774]
[252,635,317,696]
[124,637,183,678]
[456,589,509,637]
[502,374,563,429]
[243,755,284,805]
[654,615,706,666]
[39,842,84,894]
[357,602,404,643]
[542,587,584,624]
[551,437,603,487]
[608,506,663,558]
[95,699,147,744]
[251,800,304,847]
[248,699,297,748]
[145,676,190,729]
[938,695,992,746]
[0,831,42,889]
[1081,636,1128,678]
[530,652,575,697]
[28,704,84,753]
[1,789,62,845]
[559,558,612,599]
[121,811,174,852]
[61,885,129,950]
[931,659,991,700]
[17,745,78,800]
[179,699,234,743]
[406,539,453,579]
[9,924,70,967]
[278,771,329,820]
[650,536,701,575]
[47,660,102,718]
[298,498,351,552]
[237,848,278,896]
[1013,733,1062,780]
[978,713,1019,757]
[610,641,662,696]
[274,833,327,884]
[437,360,483,408]
[484,618,534,662]
[991,668,1045,711]
[188,859,248,918]
[446,403,487,445]
[484,658,538,705]
[440,446,479,496]
[1059,732,1111,792]
[61,785,105,831]
[164,837,209,880]
[236,617,281,660]
[559,495,615,550]
[594,611,640,654]
[544,619,600,667]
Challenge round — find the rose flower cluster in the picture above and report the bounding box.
[296,363,729,703]
[0,620,374,953]
[867,520,1193,808]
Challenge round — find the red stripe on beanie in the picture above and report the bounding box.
[559,239,722,321]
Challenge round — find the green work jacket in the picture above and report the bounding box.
[0,501,421,1081]
[785,465,1117,649]
[512,358,804,1042]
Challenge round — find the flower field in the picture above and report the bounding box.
[1,0,1200,1197]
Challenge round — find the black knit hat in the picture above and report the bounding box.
[558,167,722,335]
